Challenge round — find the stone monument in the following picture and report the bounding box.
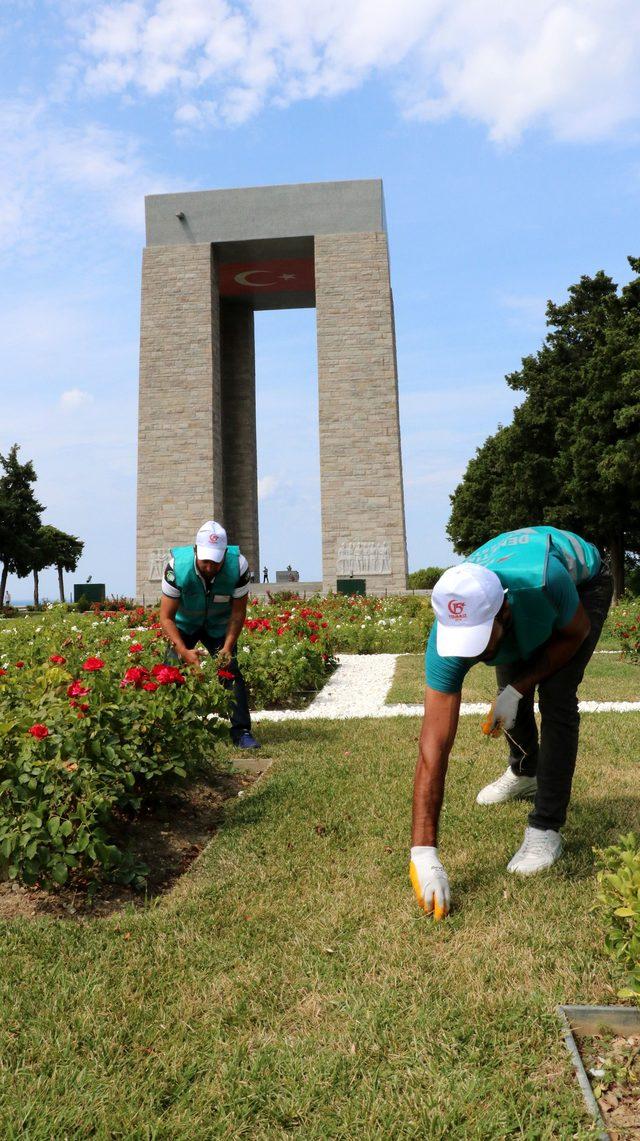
[136,179,408,598]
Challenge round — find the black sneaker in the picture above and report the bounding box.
[233,731,261,749]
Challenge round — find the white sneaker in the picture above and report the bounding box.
[507,826,563,875]
[476,767,537,805]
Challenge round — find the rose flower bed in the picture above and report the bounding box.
[238,604,336,708]
[0,611,232,888]
[248,592,433,654]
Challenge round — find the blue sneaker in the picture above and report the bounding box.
[234,731,261,749]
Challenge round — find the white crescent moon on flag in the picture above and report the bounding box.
[234,269,279,287]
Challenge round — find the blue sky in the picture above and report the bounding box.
[2,1,640,599]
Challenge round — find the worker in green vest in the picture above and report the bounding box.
[410,526,612,919]
[159,520,260,749]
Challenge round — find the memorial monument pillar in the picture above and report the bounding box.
[316,231,407,592]
[220,302,259,575]
[136,180,408,600]
[137,243,225,601]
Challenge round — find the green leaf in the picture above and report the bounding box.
[51,861,68,885]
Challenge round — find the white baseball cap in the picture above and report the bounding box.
[431,563,506,658]
[195,520,227,563]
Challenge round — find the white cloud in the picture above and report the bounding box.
[0,99,172,256]
[258,473,279,500]
[60,388,94,409]
[72,0,640,142]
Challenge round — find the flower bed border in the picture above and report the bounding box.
[556,1004,640,1139]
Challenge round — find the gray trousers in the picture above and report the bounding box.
[496,569,613,832]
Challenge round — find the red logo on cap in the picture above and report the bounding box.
[209,533,219,543]
[448,599,466,621]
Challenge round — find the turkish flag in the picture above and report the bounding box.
[218,258,315,296]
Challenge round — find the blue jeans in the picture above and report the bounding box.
[169,628,252,742]
[495,569,613,831]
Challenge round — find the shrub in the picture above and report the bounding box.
[407,567,445,590]
[594,832,640,1000]
[239,605,335,707]
[612,602,640,663]
[0,621,232,888]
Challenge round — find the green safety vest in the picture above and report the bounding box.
[467,526,601,660]
[172,544,241,638]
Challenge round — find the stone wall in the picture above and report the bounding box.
[220,302,259,576]
[315,232,408,592]
[136,243,223,602]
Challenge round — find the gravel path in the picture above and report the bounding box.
[252,654,640,722]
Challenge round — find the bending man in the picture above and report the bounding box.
[410,526,612,918]
[160,520,260,750]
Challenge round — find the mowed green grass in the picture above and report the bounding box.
[1,712,638,1138]
[387,652,640,705]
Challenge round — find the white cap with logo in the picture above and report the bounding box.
[431,563,506,658]
[195,520,228,563]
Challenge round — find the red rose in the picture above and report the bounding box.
[82,657,105,671]
[143,681,158,692]
[309,634,318,643]
[129,643,144,654]
[79,703,89,713]
[0,668,6,677]
[153,665,185,686]
[15,661,25,669]
[67,681,90,697]
[49,654,66,665]
[121,666,149,688]
[28,723,49,739]
[217,668,234,681]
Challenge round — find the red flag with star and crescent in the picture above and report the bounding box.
[218,258,315,296]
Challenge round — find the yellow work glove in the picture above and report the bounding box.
[409,846,450,920]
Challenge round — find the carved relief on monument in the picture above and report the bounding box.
[148,548,172,582]
[336,540,391,576]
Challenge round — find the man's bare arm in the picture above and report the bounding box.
[221,595,248,658]
[412,687,461,847]
[512,602,591,696]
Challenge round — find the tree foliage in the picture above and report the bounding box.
[0,446,84,605]
[448,258,640,598]
[0,446,44,605]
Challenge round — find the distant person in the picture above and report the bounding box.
[410,526,612,919]
[3,591,10,607]
[262,566,269,584]
[159,520,260,750]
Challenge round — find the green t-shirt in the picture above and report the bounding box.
[425,551,590,695]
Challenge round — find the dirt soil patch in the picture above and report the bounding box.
[580,1032,640,1138]
[0,762,270,921]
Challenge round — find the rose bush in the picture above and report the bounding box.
[237,605,336,708]
[0,611,232,887]
[612,602,640,663]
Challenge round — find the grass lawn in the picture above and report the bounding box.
[387,652,640,705]
[1,712,638,1138]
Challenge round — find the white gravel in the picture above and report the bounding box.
[251,654,640,722]
[252,654,397,721]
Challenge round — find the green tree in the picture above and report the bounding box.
[0,445,44,606]
[38,525,84,602]
[448,259,640,600]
